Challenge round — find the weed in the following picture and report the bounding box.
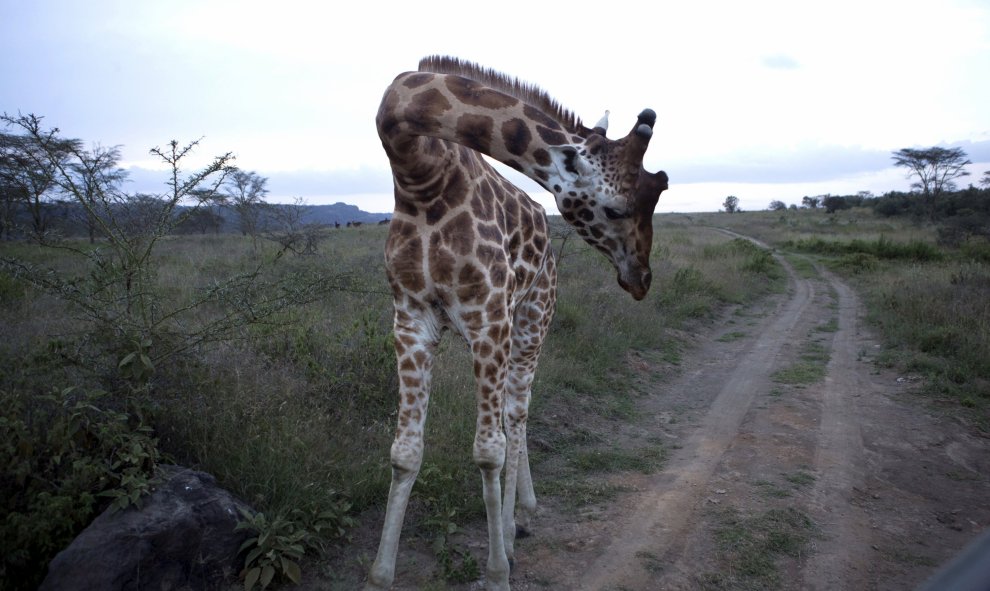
[717,331,747,343]
[635,550,665,574]
[569,444,667,474]
[705,506,816,589]
[754,480,791,498]
[783,470,816,487]
[772,362,826,386]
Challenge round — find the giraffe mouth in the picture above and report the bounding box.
[617,268,652,301]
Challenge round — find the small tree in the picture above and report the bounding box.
[63,144,130,243]
[768,200,786,211]
[981,170,990,188]
[0,125,81,239]
[722,195,740,213]
[891,146,971,219]
[822,195,850,214]
[224,170,270,246]
[801,195,821,209]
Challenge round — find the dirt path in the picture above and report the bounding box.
[502,237,990,591]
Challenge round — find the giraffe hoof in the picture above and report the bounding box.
[515,524,531,539]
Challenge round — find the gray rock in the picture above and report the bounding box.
[41,465,253,591]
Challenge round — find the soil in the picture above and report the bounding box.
[319,234,990,590]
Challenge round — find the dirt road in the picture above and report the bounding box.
[503,237,990,590]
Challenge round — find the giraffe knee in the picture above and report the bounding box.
[389,439,423,476]
[473,431,506,471]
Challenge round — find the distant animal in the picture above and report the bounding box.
[365,55,667,591]
[378,218,390,225]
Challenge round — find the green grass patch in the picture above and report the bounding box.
[702,506,816,590]
[772,362,826,386]
[787,235,943,262]
[783,254,818,279]
[569,444,667,474]
[535,477,630,511]
[783,470,816,487]
[717,331,747,343]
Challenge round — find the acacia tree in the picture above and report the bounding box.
[224,169,269,244]
[722,195,740,213]
[0,124,81,239]
[68,144,129,243]
[981,170,990,188]
[891,146,971,219]
[768,200,787,211]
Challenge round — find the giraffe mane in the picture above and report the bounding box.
[418,55,583,132]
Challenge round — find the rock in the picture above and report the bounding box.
[40,465,253,591]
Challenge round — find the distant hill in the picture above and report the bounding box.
[300,202,390,226]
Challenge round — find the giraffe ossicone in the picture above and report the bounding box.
[365,56,667,591]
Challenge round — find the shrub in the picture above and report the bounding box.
[0,387,160,590]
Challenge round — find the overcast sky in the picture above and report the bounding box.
[3,0,989,213]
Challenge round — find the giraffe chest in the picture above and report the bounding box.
[385,207,550,331]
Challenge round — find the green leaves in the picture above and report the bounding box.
[236,507,327,591]
[118,338,155,383]
[0,387,161,589]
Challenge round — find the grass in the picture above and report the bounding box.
[717,330,747,343]
[569,444,668,474]
[702,506,816,590]
[772,361,826,386]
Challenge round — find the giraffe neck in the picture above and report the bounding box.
[376,70,594,200]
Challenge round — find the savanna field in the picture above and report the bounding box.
[2,206,989,589]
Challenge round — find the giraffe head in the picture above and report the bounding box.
[551,109,668,301]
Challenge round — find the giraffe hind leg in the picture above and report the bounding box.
[501,294,550,561]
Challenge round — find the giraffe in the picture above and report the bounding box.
[366,56,668,591]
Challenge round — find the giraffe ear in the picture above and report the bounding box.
[550,146,595,186]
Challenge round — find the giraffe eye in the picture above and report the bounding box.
[603,207,630,220]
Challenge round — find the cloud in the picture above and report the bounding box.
[761,54,800,69]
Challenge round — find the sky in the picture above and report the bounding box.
[2,0,989,214]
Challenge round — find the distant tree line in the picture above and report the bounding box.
[766,145,989,247]
[0,118,387,243]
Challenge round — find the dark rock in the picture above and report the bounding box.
[40,465,252,591]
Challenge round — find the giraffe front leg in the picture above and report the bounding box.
[476,427,510,591]
[366,438,424,591]
[366,312,437,591]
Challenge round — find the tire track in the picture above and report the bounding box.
[800,266,873,590]
[579,246,816,590]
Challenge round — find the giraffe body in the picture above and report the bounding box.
[366,57,667,591]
